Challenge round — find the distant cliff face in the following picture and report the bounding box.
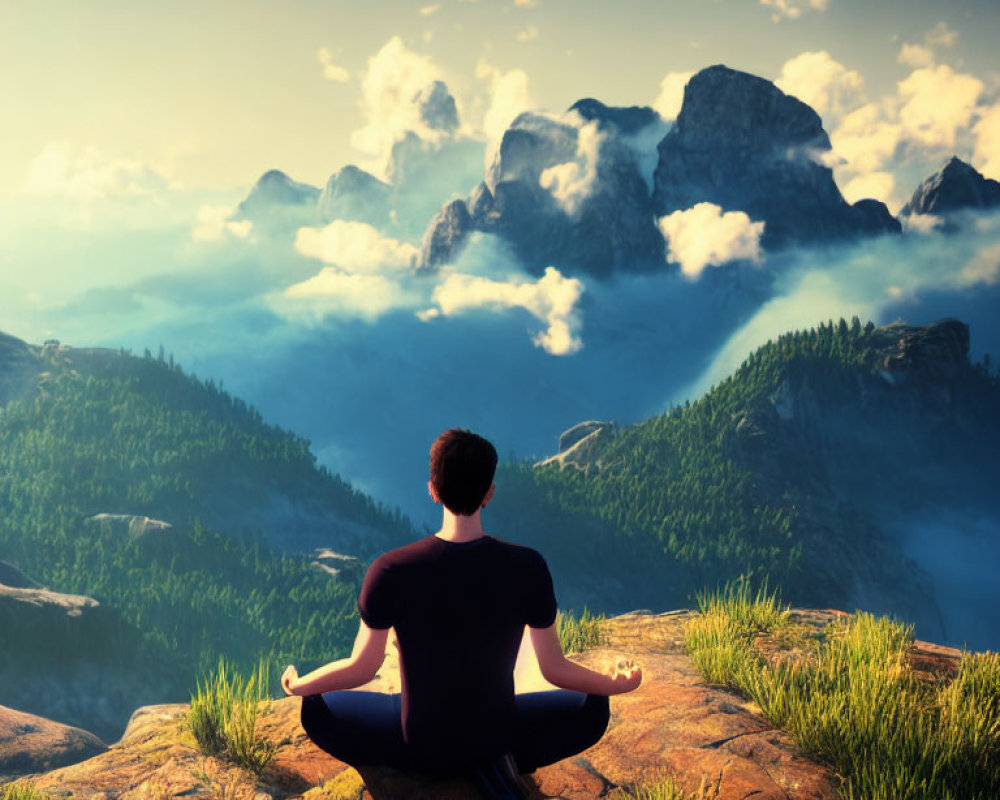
[652,65,900,248]
[421,103,666,277]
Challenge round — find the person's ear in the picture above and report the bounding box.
[481,483,496,508]
[428,480,440,503]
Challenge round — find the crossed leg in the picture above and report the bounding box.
[300,689,610,775]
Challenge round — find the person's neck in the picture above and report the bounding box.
[434,508,486,543]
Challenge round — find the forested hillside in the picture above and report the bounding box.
[0,336,412,738]
[491,318,1000,641]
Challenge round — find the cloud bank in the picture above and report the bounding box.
[657,203,766,279]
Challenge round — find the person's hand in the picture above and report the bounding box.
[608,658,642,694]
[281,665,300,696]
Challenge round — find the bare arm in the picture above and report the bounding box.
[530,624,642,695]
[281,621,389,696]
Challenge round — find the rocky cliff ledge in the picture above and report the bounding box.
[12,611,961,800]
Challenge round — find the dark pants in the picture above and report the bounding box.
[301,689,610,776]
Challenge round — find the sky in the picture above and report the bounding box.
[2,0,999,198]
[1,0,1000,516]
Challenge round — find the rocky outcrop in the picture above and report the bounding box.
[901,157,1000,217]
[317,166,392,227]
[419,198,473,271]
[421,107,665,277]
[23,611,896,799]
[0,705,106,782]
[652,65,900,249]
[536,422,617,470]
[876,319,970,384]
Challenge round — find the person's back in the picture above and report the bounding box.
[360,533,556,767]
[282,428,642,797]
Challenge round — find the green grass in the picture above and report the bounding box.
[186,658,276,776]
[557,607,606,654]
[684,586,1000,800]
[610,776,708,800]
[0,782,52,800]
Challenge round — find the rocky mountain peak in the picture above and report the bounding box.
[568,98,660,135]
[234,169,321,223]
[900,156,1000,217]
[415,80,460,133]
[652,64,900,248]
[668,65,829,155]
[317,164,392,227]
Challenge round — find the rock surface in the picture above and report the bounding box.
[652,65,900,249]
[19,610,955,799]
[900,156,1000,217]
[0,706,106,782]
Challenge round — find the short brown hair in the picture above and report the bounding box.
[429,428,498,516]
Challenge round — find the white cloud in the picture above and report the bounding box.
[897,23,959,71]
[925,21,958,49]
[516,25,540,42]
[657,203,765,279]
[424,266,584,355]
[317,48,350,83]
[419,3,441,15]
[652,71,695,120]
[898,65,982,150]
[902,213,944,234]
[191,205,253,242]
[760,0,828,22]
[350,36,448,178]
[973,103,1000,180]
[775,51,865,119]
[539,120,604,216]
[26,143,169,199]
[276,269,410,321]
[841,171,895,205]
[828,64,984,211]
[295,220,419,273]
[514,0,540,6]
[897,43,934,70]
[957,242,1000,287]
[476,59,533,168]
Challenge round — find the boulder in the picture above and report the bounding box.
[0,704,106,781]
[652,65,900,249]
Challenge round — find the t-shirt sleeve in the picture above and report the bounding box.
[358,555,395,630]
[524,550,558,629]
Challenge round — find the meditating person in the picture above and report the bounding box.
[281,428,642,799]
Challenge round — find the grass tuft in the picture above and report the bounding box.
[610,776,709,800]
[557,607,606,654]
[0,782,52,800]
[684,583,1000,800]
[186,657,276,776]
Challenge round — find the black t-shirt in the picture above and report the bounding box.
[358,534,558,766]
